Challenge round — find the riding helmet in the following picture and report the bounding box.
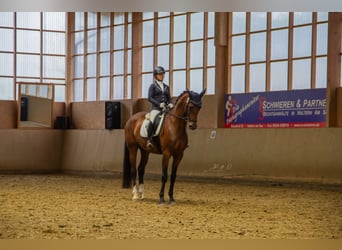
[153,66,165,76]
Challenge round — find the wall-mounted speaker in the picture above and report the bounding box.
[105,101,121,129]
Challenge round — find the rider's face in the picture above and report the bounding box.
[155,73,165,81]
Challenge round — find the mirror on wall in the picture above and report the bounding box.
[17,82,54,128]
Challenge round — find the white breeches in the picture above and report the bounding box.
[149,110,160,123]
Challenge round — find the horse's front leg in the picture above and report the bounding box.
[168,153,183,205]
[159,152,170,204]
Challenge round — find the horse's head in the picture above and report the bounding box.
[175,88,206,130]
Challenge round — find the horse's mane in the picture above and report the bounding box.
[175,89,203,108]
[174,90,190,105]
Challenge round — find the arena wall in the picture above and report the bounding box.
[0,101,17,129]
[0,130,63,173]
[0,101,65,129]
[69,96,216,129]
[0,91,342,185]
[0,127,341,185]
[58,128,342,185]
[60,129,124,173]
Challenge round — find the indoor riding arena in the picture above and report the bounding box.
[0,11,342,240]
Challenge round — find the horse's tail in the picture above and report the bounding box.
[122,142,131,188]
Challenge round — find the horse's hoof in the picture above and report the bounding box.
[132,194,140,200]
[158,198,166,205]
[169,200,176,206]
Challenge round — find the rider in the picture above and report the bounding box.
[146,66,174,149]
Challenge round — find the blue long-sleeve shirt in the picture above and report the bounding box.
[148,81,172,111]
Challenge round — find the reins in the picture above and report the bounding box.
[165,109,189,122]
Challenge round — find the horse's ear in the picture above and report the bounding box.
[200,88,206,97]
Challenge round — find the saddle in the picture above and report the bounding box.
[140,111,166,138]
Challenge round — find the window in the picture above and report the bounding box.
[73,12,132,101]
[141,12,215,97]
[229,12,328,93]
[0,13,14,100]
[0,12,66,101]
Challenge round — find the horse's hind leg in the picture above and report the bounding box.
[138,150,149,199]
[128,145,139,200]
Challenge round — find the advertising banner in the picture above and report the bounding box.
[224,89,326,128]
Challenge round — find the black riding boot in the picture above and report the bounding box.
[146,121,154,149]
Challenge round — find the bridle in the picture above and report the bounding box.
[166,97,201,123]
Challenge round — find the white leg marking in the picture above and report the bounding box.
[132,185,139,200]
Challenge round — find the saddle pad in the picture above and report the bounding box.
[140,118,150,138]
[139,112,165,138]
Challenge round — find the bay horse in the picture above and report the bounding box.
[122,89,206,204]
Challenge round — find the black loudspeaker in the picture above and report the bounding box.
[105,101,121,129]
[54,116,70,129]
[20,96,28,121]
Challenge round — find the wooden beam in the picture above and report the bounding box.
[215,12,229,128]
[326,12,342,127]
[131,12,143,114]
[65,12,74,117]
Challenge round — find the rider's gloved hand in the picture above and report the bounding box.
[159,102,166,109]
[167,103,174,109]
